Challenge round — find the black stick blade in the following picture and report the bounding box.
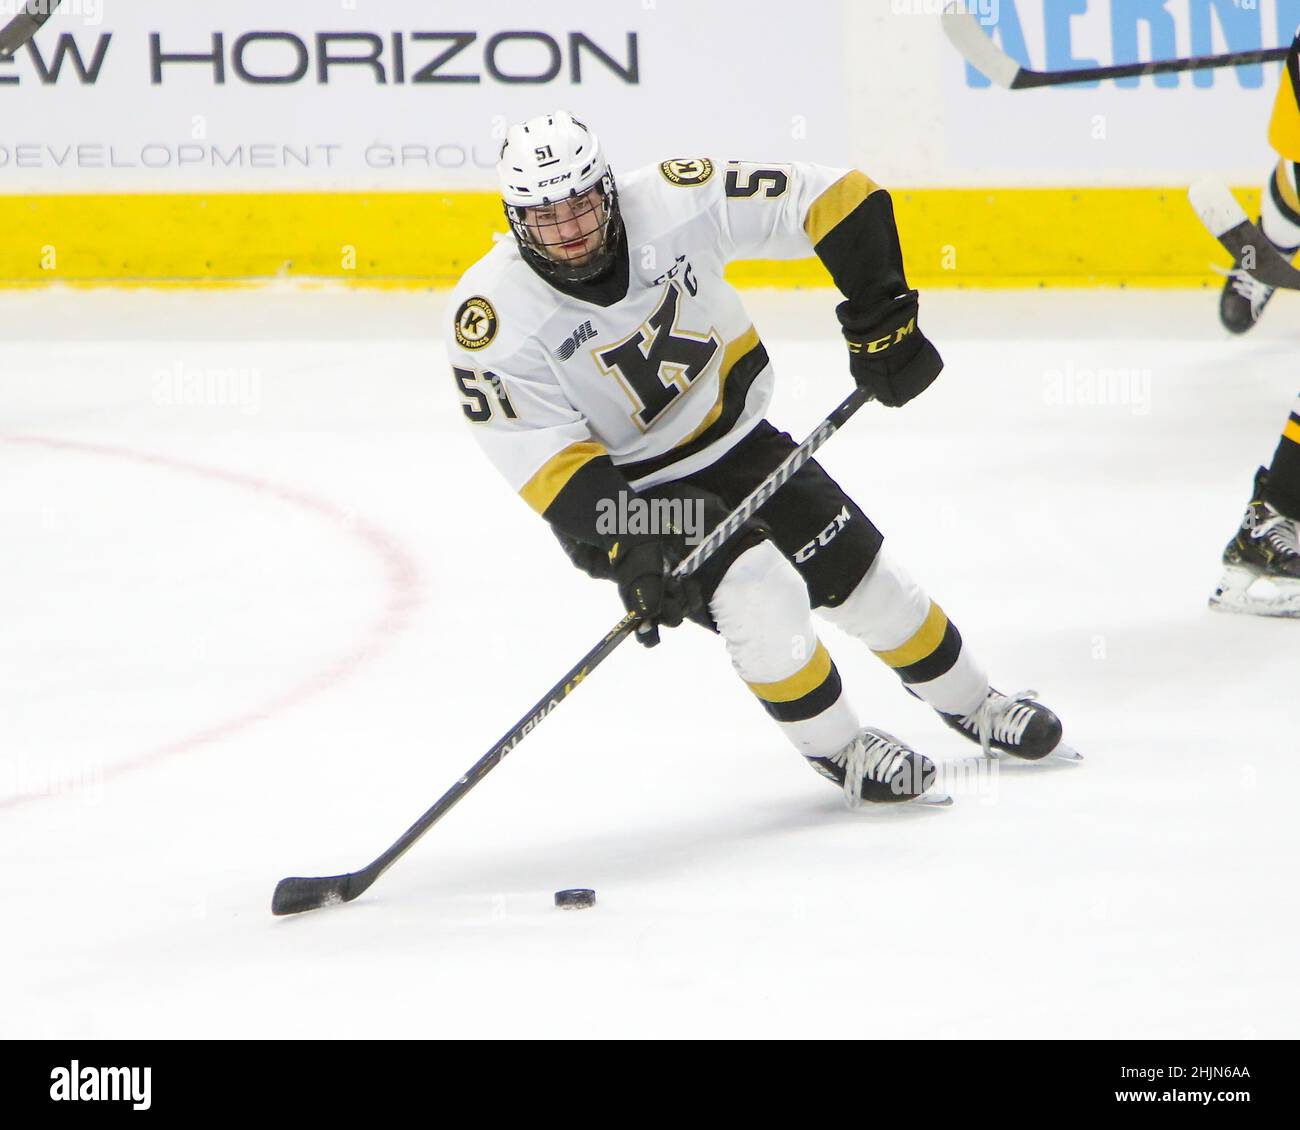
[272,872,363,916]
[0,2,63,58]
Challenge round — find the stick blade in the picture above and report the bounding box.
[1189,179,1300,289]
[941,4,1021,89]
[272,873,363,916]
[0,1,62,58]
[1188,179,1249,240]
[0,15,38,57]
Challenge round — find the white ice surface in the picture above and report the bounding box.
[2,286,1297,1039]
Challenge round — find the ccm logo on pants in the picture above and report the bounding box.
[794,507,851,563]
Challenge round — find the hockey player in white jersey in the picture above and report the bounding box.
[446,111,1071,805]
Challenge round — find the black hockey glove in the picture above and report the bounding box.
[609,535,693,648]
[838,290,943,407]
[554,529,614,581]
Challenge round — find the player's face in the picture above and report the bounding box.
[522,186,607,267]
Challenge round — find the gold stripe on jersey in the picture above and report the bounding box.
[519,441,607,515]
[746,641,832,703]
[1284,417,1300,446]
[804,171,883,247]
[873,602,948,668]
[1270,43,1300,162]
[674,325,761,448]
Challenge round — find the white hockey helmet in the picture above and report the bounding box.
[497,110,623,283]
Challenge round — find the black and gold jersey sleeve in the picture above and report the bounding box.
[804,171,910,317]
[518,441,635,549]
[710,159,909,317]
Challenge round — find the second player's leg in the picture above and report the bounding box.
[1222,30,1300,332]
[1211,407,1300,617]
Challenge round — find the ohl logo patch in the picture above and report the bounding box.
[659,158,714,186]
[455,296,498,351]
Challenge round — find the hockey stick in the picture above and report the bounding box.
[942,5,1289,90]
[0,0,63,58]
[1189,180,1300,291]
[271,385,875,916]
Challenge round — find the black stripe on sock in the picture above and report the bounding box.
[1269,173,1300,244]
[894,621,963,686]
[760,665,844,724]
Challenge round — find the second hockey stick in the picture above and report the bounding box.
[943,5,1289,90]
[1189,180,1300,291]
[0,0,63,58]
[271,385,874,916]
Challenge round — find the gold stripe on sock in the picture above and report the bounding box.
[872,601,949,668]
[746,641,832,704]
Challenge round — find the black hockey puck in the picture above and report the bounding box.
[554,888,596,910]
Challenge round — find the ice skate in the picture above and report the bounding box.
[807,727,950,807]
[1210,467,1300,617]
[939,688,1077,762]
[1217,259,1278,335]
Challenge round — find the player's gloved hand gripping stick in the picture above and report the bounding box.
[271,385,874,916]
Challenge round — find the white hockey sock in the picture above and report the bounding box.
[817,548,989,717]
[1262,160,1300,253]
[709,541,859,758]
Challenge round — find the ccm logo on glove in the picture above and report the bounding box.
[846,317,918,356]
[838,290,943,408]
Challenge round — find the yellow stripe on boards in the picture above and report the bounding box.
[747,641,832,704]
[0,187,1264,288]
[873,602,949,669]
[0,191,507,284]
[518,441,606,515]
[804,170,882,247]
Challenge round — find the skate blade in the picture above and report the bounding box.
[981,745,1083,763]
[1209,566,1300,618]
[846,790,953,810]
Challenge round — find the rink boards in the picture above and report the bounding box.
[0,185,1262,289]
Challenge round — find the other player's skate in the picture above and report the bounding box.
[1210,467,1300,617]
[938,688,1080,762]
[807,727,950,807]
[1217,259,1277,335]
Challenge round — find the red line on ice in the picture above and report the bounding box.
[0,435,422,809]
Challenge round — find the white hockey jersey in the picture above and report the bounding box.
[445,157,883,532]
